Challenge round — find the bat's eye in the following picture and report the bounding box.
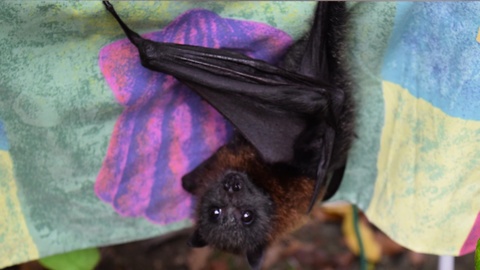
[209,207,222,222]
[241,210,254,225]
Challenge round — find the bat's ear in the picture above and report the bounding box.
[181,170,199,193]
[188,228,208,248]
[246,244,266,270]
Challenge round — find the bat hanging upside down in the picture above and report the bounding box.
[103,1,354,269]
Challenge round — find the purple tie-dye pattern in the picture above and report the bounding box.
[96,9,293,224]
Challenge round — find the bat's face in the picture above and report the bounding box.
[183,136,317,269]
[182,138,277,267]
[194,170,274,253]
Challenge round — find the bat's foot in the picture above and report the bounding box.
[102,1,114,12]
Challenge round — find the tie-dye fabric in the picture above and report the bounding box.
[95,9,292,224]
[0,1,314,267]
[337,2,480,256]
[0,2,479,268]
[364,2,480,255]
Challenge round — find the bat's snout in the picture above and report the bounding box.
[222,172,245,193]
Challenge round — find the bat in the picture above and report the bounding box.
[103,1,353,269]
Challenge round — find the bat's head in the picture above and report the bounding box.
[182,138,275,269]
[192,170,274,268]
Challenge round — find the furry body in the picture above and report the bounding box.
[181,3,353,268]
[182,137,314,245]
[103,1,352,269]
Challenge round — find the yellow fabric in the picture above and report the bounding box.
[476,27,480,44]
[324,204,382,262]
[0,150,39,266]
[366,81,480,255]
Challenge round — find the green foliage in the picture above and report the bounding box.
[39,248,100,270]
[476,238,480,270]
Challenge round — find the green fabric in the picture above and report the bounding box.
[4,1,478,267]
[332,2,397,209]
[0,1,316,267]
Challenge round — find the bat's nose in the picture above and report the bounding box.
[222,207,242,225]
[222,172,243,193]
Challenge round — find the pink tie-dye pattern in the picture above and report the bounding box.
[96,9,293,224]
[95,110,136,203]
[168,100,192,179]
[203,103,228,152]
[459,212,480,255]
[112,93,173,216]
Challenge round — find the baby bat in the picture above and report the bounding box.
[103,1,353,269]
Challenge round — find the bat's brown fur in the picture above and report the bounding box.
[184,138,315,244]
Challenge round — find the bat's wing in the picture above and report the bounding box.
[103,1,349,209]
[141,48,335,164]
[102,1,337,165]
[297,2,350,209]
